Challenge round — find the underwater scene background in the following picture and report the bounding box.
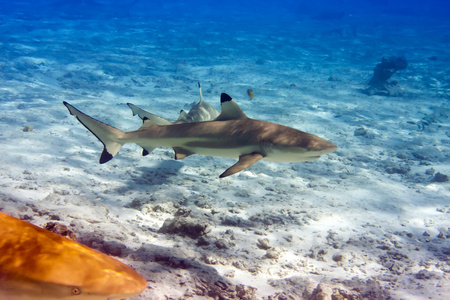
[0,0,449,299]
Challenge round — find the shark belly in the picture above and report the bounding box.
[127,135,260,159]
[181,145,258,159]
[265,153,321,162]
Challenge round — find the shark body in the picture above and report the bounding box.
[127,82,219,125]
[0,212,147,300]
[64,93,337,178]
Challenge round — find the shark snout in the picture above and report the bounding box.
[308,138,337,155]
[323,140,338,153]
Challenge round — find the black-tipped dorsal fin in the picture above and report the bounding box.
[215,93,248,121]
[174,110,188,124]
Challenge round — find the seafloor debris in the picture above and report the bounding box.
[363,56,408,96]
[194,281,257,299]
[432,172,449,182]
[269,276,389,300]
[22,125,33,132]
[412,106,449,131]
[353,127,367,136]
[158,217,211,238]
[45,222,77,241]
[257,238,271,250]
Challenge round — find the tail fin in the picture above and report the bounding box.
[63,102,125,164]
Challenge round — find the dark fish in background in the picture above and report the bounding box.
[363,56,408,96]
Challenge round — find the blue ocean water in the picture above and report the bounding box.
[0,0,448,107]
[0,0,449,299]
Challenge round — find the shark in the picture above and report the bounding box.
[127,82,220,125]
[63,93,337,178]
[0,212,147,300]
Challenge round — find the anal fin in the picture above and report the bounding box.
[219,152,264,178]
[139,146,155,156]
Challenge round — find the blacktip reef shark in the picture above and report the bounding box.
[0,212,147,300]
[63,93,337,178]
[127,82,220,125]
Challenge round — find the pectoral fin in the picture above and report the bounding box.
[219,152,264,178]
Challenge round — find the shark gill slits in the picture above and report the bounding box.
[220,93,232,103]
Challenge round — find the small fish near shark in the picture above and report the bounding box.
[63,93,337,178]
[127,82,220,125]
[0,212,147,300]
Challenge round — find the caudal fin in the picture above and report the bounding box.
[63,102,125,164]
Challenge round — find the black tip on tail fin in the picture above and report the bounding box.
[63,101,124,164]
[100,148,114,164]
[221,93,232,103]
[63,101,75,115]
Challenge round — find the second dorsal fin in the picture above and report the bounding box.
[138,117,158,130]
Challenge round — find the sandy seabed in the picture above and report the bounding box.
[0,10,449,300]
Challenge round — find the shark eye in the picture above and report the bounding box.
[72,287,82,295]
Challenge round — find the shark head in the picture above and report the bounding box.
[0,212,147,300]
[302,134,338,158]
[259,125,337,163]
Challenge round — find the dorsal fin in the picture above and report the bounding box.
[215,93,248,121]
[127,103,173,125]
[138,117,158,130]
[198,82,205,104]
[179,110,188,119]
[174,110,188,124]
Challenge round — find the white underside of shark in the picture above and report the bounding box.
[63,93,337,178]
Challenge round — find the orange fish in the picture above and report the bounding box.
[0,212,147,299]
